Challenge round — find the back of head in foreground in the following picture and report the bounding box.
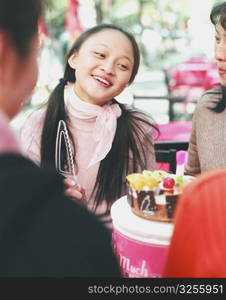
[0,0,42,119]
[162,168,226,277]
[0,153,121,277]
[0,0,120,277]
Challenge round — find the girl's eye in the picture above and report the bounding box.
[215,36,220,43]
[118,64,129,70]
[94,52,105,58]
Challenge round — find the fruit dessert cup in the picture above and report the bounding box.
[126,170,194,222]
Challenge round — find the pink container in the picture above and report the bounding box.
[111,196,174,278]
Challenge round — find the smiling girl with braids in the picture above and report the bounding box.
[20,24,158,228]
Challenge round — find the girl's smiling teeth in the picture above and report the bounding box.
[92,75,112,87]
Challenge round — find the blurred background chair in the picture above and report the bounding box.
[154,141,189,173]
[157,121,192,142]
[155,148,177,173]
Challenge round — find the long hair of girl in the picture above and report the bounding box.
[40,24,159,210]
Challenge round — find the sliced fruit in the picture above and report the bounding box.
[144,176,159,189]
[126,173,146,190]
[175,175,184,184]
[142,170,153,177]
[151,170,169,182]
[163,177,175,189]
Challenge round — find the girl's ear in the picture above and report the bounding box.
[68,53,77,70]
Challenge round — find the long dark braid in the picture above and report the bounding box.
[93,100,158,210]
[40,66,75,169]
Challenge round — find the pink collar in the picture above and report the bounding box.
[65,86,122,168]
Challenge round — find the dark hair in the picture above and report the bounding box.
[210,2,226,30]
[40,24,158,209]
[209,2,226,113]
[0,0,42,58]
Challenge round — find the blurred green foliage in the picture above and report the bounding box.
[42,0,221,69]
[43,0,67,37]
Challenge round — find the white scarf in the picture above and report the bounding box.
[65,86,122,168]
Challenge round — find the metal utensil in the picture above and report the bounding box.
[55,119,78,184]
